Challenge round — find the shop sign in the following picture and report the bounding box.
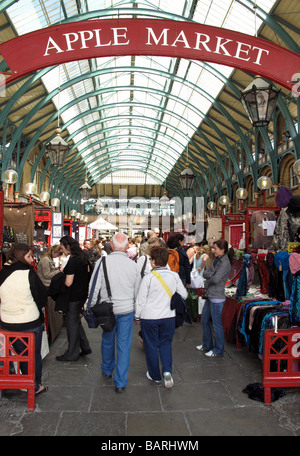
[0,19,299,90]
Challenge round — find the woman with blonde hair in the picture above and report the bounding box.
[37,244,63,342]
[199,245,213,273]
[37,245,61,287]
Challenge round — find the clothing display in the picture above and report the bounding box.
[250,210,276,249]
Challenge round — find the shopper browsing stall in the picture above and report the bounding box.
[196,239,232,357]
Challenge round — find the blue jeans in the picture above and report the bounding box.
[12,324,44,392]
[101,311,134,388]
[201,299,225,355]
[141,317,175,381]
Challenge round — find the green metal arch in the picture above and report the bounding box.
[15,65,243,187]
[50,125,209,200]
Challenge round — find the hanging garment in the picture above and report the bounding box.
[247,253,256,287]
[239,300,280,347]
[266,252,276,298]
[248,305,280,353]
[289,253,300,275]
[273,207,300,251]
[258,312,290,355]
[236,254,250,299]
[289,273,300,325]
[274,251,293,300]
[257,253,269,295]
[250,211,276,249]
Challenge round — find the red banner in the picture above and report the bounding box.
[0,18,299,90]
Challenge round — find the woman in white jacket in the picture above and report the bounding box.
[0,243,48,395]
[135,246,187,388]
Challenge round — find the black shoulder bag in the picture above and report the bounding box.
[92,257,116,332]
[82,259,102,328]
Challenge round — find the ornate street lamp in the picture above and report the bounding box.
[179,165,195,190]
[207,201,216,216]
[219,195,229,206]
[219,195,229,214]
[2,169,18,202]
[257,176,272,206]
[51,197,60,210]
[45,128,70,167]
[40,191,50,206]
[257,176,272,191]
[24,182,37,203]
[79,178,92,201]
[236,188,248,210]
[241,77,280,127]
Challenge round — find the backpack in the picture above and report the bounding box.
[168,249,179,272]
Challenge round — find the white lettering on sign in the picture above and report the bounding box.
[42,25,269,67]
[43,27,129,56]
[146,27,269,65]
[291,333,300,358]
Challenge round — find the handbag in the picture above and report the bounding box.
[92,257,116,332]
[190,270,204,289]
[82,259,102,328]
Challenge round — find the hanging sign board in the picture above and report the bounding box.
[0,19,299,90]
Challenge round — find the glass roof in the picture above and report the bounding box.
[6,0,278,185]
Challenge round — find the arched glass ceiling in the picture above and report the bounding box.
[6,0,279,186]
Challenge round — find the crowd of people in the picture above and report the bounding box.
[0,229,232,397]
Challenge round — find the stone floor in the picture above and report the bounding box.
[1,320,300,437]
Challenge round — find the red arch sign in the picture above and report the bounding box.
[0,18,299,90]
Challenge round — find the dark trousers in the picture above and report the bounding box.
[141,317,175,381]
[64,300,90,360]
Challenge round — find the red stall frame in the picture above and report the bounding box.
[263,328,300,404]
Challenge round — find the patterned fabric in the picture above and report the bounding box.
[273,208,300,251]
[289,273,300,324]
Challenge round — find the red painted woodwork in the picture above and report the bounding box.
[263,329,300,404]
[0,331,36,411]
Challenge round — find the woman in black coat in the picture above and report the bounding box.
[56,236,91,361]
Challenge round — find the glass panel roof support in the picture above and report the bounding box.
[0,0,18,14]
[235,0,300,53]
[5,60,249,192]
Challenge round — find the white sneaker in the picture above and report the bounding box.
[205,350,218,357]
[163,372,174,388]
[146,371,161,384]
[195,344,205,351]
